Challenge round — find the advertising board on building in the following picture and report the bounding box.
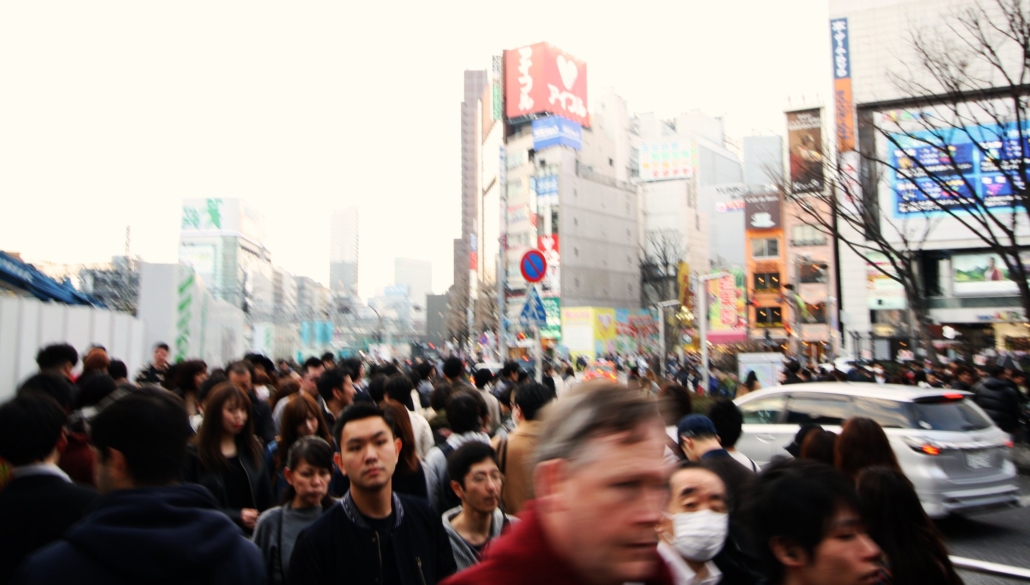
[706,269,747,344]
[743,193,782,231]
[831,18,855,152]
[541,297,561,339]
[538,234,561,296]
[952,252,1030,296]
[866,252,906,309]
[504,43,589,126]
[532,116,582,150]
[637,140,696,182]
[787,109,825,193]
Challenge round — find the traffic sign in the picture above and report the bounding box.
[519,285,548,327]
[520,250,547,283]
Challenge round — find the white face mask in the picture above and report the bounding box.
[664,509,728,561]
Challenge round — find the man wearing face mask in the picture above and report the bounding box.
[658,464,728,585]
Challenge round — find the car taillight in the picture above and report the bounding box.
[919,444,941,456]
[1004,439,1015,448]
[902,436,942,455]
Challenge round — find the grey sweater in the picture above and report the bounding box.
[442,506,518,572]
[251,504,325,584]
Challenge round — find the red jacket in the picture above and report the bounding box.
[443,500,673,585]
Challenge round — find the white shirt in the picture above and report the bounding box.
[728,449,759,472]
[657,541,722,585]
[409,409,435,461]
[12,463,71,483]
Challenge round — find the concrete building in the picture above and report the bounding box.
[425,293,449,348]
[830,0,1030,357]
[395,258,432,308]
[454,69,488,329]
[329,207,359,298]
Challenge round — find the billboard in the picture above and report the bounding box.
[181,198,266,244]
[677,262,692,309]
[952,252,1030,296]
[504,43,589,126]
[593,308,616,356]
[637,140,696,182]
[744,192,782,231]
[866,252,906,309]
[538,234,561,296]
[541,297,561,339]
[706,269,747,344]
[787,109,825,193]
[886,121,1030,216]
[831,18,856,152]
[532,116,582,150]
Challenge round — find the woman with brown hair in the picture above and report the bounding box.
[835,417,902,483]
[183,382,274,534]
[383,401,428,499]
[265,393,332,500]
[270,379,300,411]
[173,359,208,418]
[799,429,838,466]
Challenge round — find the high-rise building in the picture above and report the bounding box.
[329,208,359,298]
[395,258,432,307]
[454,70,488,323]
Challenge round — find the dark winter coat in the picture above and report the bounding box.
[182,444,275,531]
[973,376,1023,432]
[14,484,266,585]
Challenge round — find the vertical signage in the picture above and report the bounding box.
[831,18,856,152]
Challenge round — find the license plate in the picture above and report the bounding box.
[966,450,991,469]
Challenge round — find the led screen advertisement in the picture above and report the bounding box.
[504,43,589,126]
[637,140,696,182]
[886,121,1030,217]
[787,109,825,193]
[952,252,1030,296]
[532,116,582,150]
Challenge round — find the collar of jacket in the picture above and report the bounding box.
[340,490,404,530]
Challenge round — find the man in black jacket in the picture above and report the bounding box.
[289,403,456,584]
[0,393,99,584]
[973,364,1024,434]
[15,389,265,585]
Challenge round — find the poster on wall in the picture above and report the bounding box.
[705,269,748,344]
[538,234,561,296]
[787,109,825,193]
[952,252,1030,296]
[593,308,616,356]
[866,252,907,309]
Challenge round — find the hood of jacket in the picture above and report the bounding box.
[63,484,248,581]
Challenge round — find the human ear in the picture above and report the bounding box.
[770,537,807,568]
[334,452,346,477]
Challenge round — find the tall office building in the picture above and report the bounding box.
[329,208,359,297]
[453,70,488,321]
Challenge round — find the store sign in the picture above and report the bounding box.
[787,109,825,193]
[831,18,856,152]
[637,140,696,181]
[532,175,559,207]
[504,43,589,126]
[744,193,782,230]
[532,116,582,150]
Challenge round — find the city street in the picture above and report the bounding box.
[940,475,1030,584]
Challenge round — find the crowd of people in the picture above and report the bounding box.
[0,341,984,584]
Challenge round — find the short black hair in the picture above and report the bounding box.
[321,352,336,363]
[987,364,1006,377]
[90,388,192,486]
[303,357,324,373]
[77,373,118,409]
[332,402,395,447]
[514,382,556,421]
[385,375,415,410]
[154,342,170,351]
[443,357,465,380]
[317,368,348,403]
[197,373,228,405]
[473,368,494,389]
[446,392,483,434]
[0,393,67,465]
[367,374,388,403]
[500,361,521,377]
[108,359,128,380]
[227,360,254,377]
[447,441,498,490]
[36,343,79,371]
[707,399,744,448]
[17,373,75,411]
[416,362,434,380]
[343,358,364,378]
[749,459,860,584]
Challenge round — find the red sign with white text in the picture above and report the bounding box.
[504,43,589,127]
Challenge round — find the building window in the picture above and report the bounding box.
[754,272,781,292]
[802,302,827,324]
[551,209,559,235]
[755,307,784,328]
[752,238,779,259]
[799,262,829,284]
[791,224,826,246]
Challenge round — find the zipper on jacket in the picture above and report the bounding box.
[374,531,383,583]
[240,455,257,509]
[416,556,428,585]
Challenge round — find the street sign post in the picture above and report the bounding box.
[520,250,547,284]
[519,285,547,382]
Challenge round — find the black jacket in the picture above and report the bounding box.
[14,484,266,585]
[182,444,275,530]
[0,472,99,585]
[251,391,277,446]
[973,376,1023,432]
[288,491,456,585]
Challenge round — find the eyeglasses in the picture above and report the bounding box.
[467,471,504,485]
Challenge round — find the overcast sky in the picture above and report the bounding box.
[0,1,831,300]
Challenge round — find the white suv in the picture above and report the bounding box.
[734,382,1021,518]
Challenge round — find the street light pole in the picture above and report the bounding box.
[656,299,681,378]
[369,306,384,344]
[698,271,731,395]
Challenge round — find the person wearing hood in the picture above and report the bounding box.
[14,388,266,585]
[441,442,517,571]
[972,364,1024,434]
[657,465,729,585]
[425,392,491,513]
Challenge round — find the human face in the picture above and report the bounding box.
[797,509,882,585]
[302,365,324,396]
[286,460,331,508]
[457,458,503,515]
[296,412,319,437]
[154,347,169,368]
[221,400,248,436]
[547,424,669,584]
[194,369,209,389]
[340,375,357,406]
[334,416,400,492]
[659,468,726,542]
[229,369,252,393]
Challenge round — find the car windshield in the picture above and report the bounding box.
[908,400,992,431]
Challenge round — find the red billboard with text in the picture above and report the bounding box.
[504,43,589,127]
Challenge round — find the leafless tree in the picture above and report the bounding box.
[474,280,500,335]
[445,283,469,345]
[639,229,687,355]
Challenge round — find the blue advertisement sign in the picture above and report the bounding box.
[830,18,850,79]
[888,122,1030,216]
[532,174,559,206]
[532,116,582,151]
